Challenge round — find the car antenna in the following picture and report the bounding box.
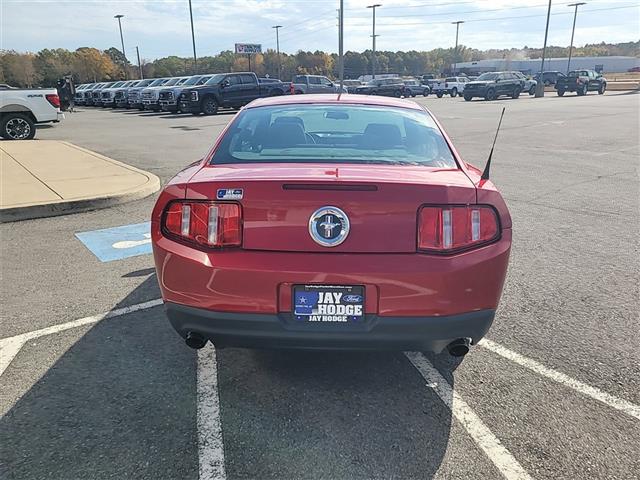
[481,107,506,180]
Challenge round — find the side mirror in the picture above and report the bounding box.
[222,80,230,88]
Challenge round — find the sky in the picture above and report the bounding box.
[1,0,638,60]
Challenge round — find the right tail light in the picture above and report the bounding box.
[418,205,500,253]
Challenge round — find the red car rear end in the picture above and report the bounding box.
[151,94,511,355]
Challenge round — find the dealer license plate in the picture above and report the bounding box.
[293,285,365,323]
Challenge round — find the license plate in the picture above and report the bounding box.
[293,285,364,323]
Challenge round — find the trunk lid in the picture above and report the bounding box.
[186,164,476,253]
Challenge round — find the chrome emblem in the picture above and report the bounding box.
[309,206,350,247]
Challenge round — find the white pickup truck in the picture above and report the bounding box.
[431,76,469,98]
[0,87,64,140]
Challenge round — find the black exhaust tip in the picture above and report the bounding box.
[185,332,207,349]
[447,338,471,357]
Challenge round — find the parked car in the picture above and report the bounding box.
[628,66,640,73]
[511,71,537,95]
[142,77,186,111]
[555,70,607,96]
[99,81,127,107]
[92,82,118,107]
[432,77,469,98]
[73,83,93,106]
[463,72,523,101]
[84,82,107,106]
[114,80,141,108]
[290,75,347,94]
[159,75,212,112]
[151,94,512,356]
[0,87,63,140]
[127,78,160,110]
[179,72,287,115]
[403,79,430,97]
[343,79,364,94]
[354,78,406,97]
[534,71,566,86]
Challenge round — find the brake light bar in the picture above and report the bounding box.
[418,205,499,253]
[163,201,242,248]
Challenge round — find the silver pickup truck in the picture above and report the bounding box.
[290,75,347,94]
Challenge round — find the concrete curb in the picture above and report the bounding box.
[0,142,161,223]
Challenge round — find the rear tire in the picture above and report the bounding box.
[393,89,402,98]
[436,92,443,98]
[529,85,536,96]
[463,94,472,101]
[450,87,458,98]
[0,113,36,140]
[557,89,565,96]
[423,88,430,97]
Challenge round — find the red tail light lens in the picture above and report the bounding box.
[418,205,499,253]
[163,201,242,248]
[46,94,60,108]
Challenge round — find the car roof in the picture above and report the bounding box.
[247,93,423,111]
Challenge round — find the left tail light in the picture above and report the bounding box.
[418,205,500,253]
[162,201,242,248]
[46,94,60,108]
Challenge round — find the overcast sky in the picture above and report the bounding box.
[1,0,638,60]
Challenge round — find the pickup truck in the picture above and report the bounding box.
[432,76,469,98]
[142,77,185,111]
[179,72,287,115]
[159,74,212,112]
[555,70,607,96]
[0,88,63,140]
[290,75,347,94]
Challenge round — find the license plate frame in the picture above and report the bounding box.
[293,285,365,323]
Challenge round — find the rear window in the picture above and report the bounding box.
[210,105,457,168]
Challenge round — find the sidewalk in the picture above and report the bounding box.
[0,141,160,222]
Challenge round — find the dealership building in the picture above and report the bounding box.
[455,56,639,74]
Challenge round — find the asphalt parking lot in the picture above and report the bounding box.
[1,92,639,480]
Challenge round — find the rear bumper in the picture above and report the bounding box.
[165,302,495,352]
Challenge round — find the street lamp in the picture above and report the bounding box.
[535,0,553,98]
[272,25,283,80]
[451,21,464,75]
[114,15,127,79]
[367,4,381,79]
[567,2,586,74]
[188,0,198,73]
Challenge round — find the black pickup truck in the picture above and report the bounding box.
[179,72,287,115]
[555,70,607,96]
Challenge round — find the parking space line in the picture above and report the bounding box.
[197,344,227,480]
[479,339,640,421]
[0,299,163,377]
[405,352,533,480]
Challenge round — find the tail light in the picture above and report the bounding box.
[290,82,295,94]
[418,205,499,253]
[46,94,60,108]
[162,201,242,248]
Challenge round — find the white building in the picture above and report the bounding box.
[455,56,639,74]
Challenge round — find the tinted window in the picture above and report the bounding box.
[205,74,226,85]
[239,74,256,84]
[478,73,499,81]
[225,75,241,85]
[309,77,322,85]
[211,105,457,168]
[293,75,307,83]
[319,77,332,86]
[445,78,456,82]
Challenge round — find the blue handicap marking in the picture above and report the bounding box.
[75,222,152,262]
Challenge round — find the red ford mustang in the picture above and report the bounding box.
[151,94,511,356]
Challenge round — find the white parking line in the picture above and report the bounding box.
[0,299,163,377]
[197,344,227,480]
[479,339,640,421]
[405,352,533,480]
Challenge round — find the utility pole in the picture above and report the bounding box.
[188,0,198,73]
[367,4,381,79]
[272,25,283,80]
[114,15,128,79]
[451,21,464,75]
[535,0,553,98]
[339,0,344,90]
[567,2,586,74]
[136,46,143,79]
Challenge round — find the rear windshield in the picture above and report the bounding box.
[210,105,457,168]
[569,71,589,77]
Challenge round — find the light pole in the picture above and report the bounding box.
[451,21,464,75]
[114,15,127,78]
[367,4,381,79]
[535,0,553,98]
[567,2,586,74]
[188,0,197,73]
[272,25,283,80]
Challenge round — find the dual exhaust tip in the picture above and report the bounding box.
[186,331,471,357]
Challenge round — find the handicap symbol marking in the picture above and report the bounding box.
[75,222,152,262]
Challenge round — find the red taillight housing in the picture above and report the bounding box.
[418,205,499,253]
[162,201,242,248]
[46,94,60,108]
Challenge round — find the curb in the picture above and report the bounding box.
[0,142,161,223]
